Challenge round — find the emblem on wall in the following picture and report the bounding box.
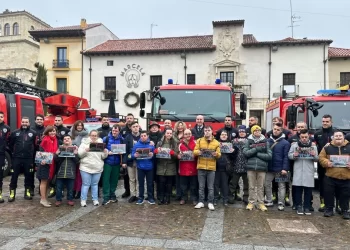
[120,64,146,88]
[219,28,236,58]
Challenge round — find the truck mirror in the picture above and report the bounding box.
[239,111,246,120]
[160,97,166,105]
[312,110,319,117]
[139,93,146,109]
[240,93,247,111]
[139,109,145,118]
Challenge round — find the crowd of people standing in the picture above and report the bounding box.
[0,112,350,220]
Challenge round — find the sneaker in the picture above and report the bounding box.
[122,191,130,198]
[93,200,99,206]
[40,199,51,207]
[81,200,87,207]
[148,198,156,205]
[195,202,205,209]
[318,203,325,212]
[67,200,74,206]
[278,203,285,211]
[110,196,118,203]
[342,211,350,220]
[297,206,304,215]
[102,200,110,206]
[136,198,144,205]
[128,196,137,203]
[324,209,334,217]
[258,203,268,211]
[55,201,62,207]
[246,203,254,210]
[304,208,311,215]
[208,203,215,211]
[264,201,274,207]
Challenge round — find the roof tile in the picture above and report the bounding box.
[34,23,101,32]
[243,37,333,46]
[329,47,350,58]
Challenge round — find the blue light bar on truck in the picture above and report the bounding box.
[86,118,99,122]
[317,89,350,96]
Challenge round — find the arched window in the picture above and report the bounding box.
[30,25,34,30]
[13,23,19,35]
[4,23,10,36]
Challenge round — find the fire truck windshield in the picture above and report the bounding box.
[152,90,231,121]
[309,101,350,130]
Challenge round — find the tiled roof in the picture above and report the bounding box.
[85,35,216,54]
[33,23,101,32]
[243,34,257,44]
[329,47,350,58]
[212,20,245,27]
[243,36,333,46]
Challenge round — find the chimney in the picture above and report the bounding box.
[80,18,87,29]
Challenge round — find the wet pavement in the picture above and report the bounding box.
[0,175,350,250]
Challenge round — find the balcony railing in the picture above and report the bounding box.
[52,59,69,68]
[234,84,251,97]
[100,90,118,101]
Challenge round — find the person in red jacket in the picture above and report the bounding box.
[178,129,198,205]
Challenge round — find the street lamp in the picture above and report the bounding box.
[180,52,187,84]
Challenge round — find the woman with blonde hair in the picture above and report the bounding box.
[174,121,187,141]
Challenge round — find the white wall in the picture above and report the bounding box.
[86,25,119,50]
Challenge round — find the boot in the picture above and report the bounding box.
[48,187,56,198]
[318,197,325,212]
[0,188,4,203]
[8,189,16,202]
[121,190,130,198]
[24,188,32,200]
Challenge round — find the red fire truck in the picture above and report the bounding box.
[265,88,350,134]
[139,80,247,133]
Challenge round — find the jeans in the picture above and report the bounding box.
[180,175,198,201]
[229,172,248,200]
[214,171,229,202]
[294,185,312,209]
[324,176,350,211]
[137,168,154,199]
[265,172,286,205]
[198,170,215,203]
[56,178,74,201]
[247,170,266,204]
[102,164,120,200]
[80,170,101,201]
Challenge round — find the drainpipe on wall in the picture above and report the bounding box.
[81,36,84,98]
[88,55,92,106]
[323,43,327,90]
[268,45,272,101]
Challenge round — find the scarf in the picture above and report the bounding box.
[40,135,58,180]
[297,139,312,148]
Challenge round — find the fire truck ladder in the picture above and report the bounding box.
[0,77,58,101]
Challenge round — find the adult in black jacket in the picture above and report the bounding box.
[120,113,135,138]
[216,115,238,141]
[246,116,266,137]
[0,111,10,203]
[191,115,205,140]
[313,114,335,212]
[54,115,70,141]
[97,116,112,139]
[265,117,291,140]
[8,117,37,202]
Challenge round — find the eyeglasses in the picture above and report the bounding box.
[184,133,191,135]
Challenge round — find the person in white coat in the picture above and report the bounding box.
[78,130,108,207]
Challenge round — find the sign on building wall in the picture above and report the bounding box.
[120,64,146,88]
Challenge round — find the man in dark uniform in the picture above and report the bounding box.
[246,116,266,137]
[0,111,10,203]
[54,115,70,141]
[8,117,37,202]
[97,116,111,139]
[216,115,238,141]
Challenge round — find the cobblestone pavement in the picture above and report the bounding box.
[0,175,350,250]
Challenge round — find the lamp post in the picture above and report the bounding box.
[150,23,157,38]
[180,52,187,84]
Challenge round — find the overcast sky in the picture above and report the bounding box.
[8,0,350,47]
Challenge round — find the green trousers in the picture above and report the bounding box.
[103,164,120,200]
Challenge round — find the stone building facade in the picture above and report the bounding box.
[0,10,50,83]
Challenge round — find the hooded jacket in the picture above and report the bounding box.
[243,134,272,172]
[103,132,127,166]
[131,138,154,170]
[78,137,108,174]
[178,136,197,176]
[319,140,350,180]
[267,133,290,172]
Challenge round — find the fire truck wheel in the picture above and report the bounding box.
[3,151,11,177]
[124,91,140,108]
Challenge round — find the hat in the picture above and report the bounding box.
[251,125,261,134]
[149,122,160,129]
[238,125,246,131]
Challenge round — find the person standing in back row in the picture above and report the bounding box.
[216,115,238,141]
[0,111,10,203]
[8,117,37,202]
[191,115,205,140]
[246,116,266,137]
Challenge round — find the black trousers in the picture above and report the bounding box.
[294,185,312,209]
[229,172,248,200]
[214,171,229,202]
[10,158,34,190]
[324,176,350,211]
[180,175,198,201]
[317,163,326,199]
[124,172,130,192]
[0,154,4,188]
[158,175,173,199]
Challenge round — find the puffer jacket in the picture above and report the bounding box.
[178,136,197,176]
[103,132,127,166]
[131,138,155,170]
[319,140,350,180]
[78,137,108,174]
[267,134,290,172]
[156,138,179,176]
[55,152,80,179]
[193,136,221,171]
[243,134,272,172]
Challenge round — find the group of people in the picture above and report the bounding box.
[0,112,349,220]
